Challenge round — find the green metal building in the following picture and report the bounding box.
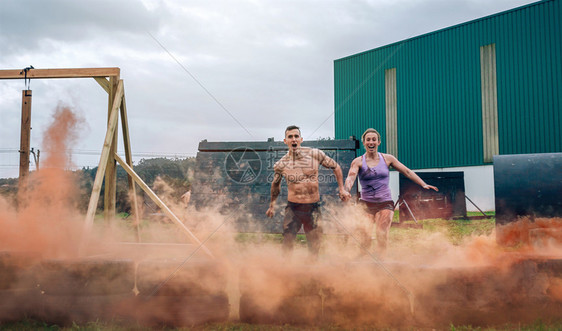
[334,0,561,170]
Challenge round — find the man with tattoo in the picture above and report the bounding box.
[266,125,351,259]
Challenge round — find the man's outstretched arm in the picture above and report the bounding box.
[266,172,282,217]
[321,152,351,201]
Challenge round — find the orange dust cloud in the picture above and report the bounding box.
[497,216,562,252]
[227,206,562,328]
[0,104,85,258]
[1,109,562,329]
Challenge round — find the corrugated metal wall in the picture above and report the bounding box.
[334,0,561,169]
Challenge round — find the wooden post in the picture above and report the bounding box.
[120,91,142,242]
[104,76,119,222]
[83,80,124,235]
[19,90,32,190]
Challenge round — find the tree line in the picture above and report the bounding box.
[0,157,195,214]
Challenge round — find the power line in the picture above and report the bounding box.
[0,149,19,153]
[0,148,196,158]
[147,31,253,138]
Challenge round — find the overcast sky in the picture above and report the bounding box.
[0,0,537,178]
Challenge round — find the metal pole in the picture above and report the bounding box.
[465,195,489,218]
[400,198,418,224]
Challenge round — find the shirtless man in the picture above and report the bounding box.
[266,125,351,258]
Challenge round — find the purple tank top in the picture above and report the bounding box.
[358,153,392,203]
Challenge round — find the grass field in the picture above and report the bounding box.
[392,212,496,246]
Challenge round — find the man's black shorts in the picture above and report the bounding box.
[283,201,321,235]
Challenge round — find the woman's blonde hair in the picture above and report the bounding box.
[361,128,381,142]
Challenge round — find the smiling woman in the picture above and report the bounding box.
[343,128,438,258]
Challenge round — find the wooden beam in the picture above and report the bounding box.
[94,77,110,94]
[119,90,141,242]
[114,153,214,259]
[19,90,32,179]
[104,77,119,222]
[0,68,120,79]
[83,80,124,235]
[18,90,32,194]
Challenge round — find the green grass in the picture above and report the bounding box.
[446,218,496,244]
[0,319,146,331]
[448,320,562,331]
[391,214,496,246]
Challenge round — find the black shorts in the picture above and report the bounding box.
[359,200,395,215]
[283,201,321,235]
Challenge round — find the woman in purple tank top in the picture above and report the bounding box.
[343,128,438,258]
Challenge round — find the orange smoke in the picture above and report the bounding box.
[0,104,84,258]
[1,103,561,328]
[497,216,562,252]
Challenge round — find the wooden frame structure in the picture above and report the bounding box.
[0,68,212,257]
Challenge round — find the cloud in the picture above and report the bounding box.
[0,0,162,56]
[0,0,537,178]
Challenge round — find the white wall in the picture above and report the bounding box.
[388,165,495,212]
